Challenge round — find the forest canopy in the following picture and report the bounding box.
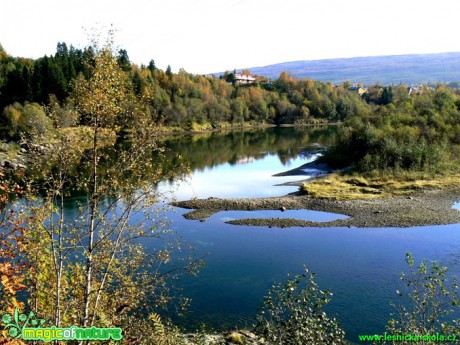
[0,42,368,134]
[2,42,460,174]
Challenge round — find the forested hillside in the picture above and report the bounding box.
[2,42,460,176]
[0,42,368,141]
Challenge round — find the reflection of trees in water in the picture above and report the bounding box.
[34,127,336,189]
[161,126,337,171]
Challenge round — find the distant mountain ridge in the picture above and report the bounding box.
[241,52,460,84]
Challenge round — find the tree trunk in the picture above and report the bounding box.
[83,124,98,328]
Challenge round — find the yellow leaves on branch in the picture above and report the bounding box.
[0,263,27,295]
[0,262,26,313]
[72,48,127,129]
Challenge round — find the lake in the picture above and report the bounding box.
[70,126,460,342]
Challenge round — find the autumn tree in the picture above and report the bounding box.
[69,29,184,330]
[0,169,29,345]
[1,102,52,140]
[387,253,460,341]
[0,169,27,315]
[1,29,200,344]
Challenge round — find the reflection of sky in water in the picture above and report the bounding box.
[158,153,320,201]
[453,202,460,210]
[211,209,348,223]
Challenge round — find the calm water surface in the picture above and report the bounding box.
[210,209,349,223]
[71,127,460,342]
[157,127,331,200]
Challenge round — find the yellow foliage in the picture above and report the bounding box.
[302,172,460,200]
[228,332,244,344]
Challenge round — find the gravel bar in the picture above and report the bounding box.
[171,189,460,228]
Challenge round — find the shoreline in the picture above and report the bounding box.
[171,188,460,228]
[157,121,340,137]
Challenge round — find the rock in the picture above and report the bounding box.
[279,206,286,212]
[240,330,257,339]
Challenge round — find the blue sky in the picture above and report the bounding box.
[2,0,460,74]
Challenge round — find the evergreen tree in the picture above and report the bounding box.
[117,49,131,72]
[382,86,393,105]
[132,70,144,96]
[148,59,156,73]
[166,65,173,78]
[2,61,33,103]
[32,56,67,103]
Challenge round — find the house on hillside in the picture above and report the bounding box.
[235,73,256,85]
[203,74,217,79]
[348,86,367,96]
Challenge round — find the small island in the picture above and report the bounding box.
[172,180,460,228]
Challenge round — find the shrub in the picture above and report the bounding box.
[387,252,460,340]
[255,267,345,344]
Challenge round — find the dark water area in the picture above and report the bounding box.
[57,126,460,343]
[163,209,460,341]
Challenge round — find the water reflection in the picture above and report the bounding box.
[160,126,336,174]
[158,154,315,200]
[157,126,336,200]
[210,209,349,223]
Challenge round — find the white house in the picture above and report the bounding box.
[235,73,256,85]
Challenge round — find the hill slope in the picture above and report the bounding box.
[244,52,460,84]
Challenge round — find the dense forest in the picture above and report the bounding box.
[2,42,460,174]
[0,42,366,137]
[325,83,460,173]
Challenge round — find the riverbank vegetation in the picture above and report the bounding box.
[325,84,460,172]
[300,82,460,199]
[302,171,460,200]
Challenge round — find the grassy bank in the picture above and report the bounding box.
[302,170,460,200]
[158,121,276,135]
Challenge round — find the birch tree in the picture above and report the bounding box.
[1,29,199,344]
[69,30,188,331]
